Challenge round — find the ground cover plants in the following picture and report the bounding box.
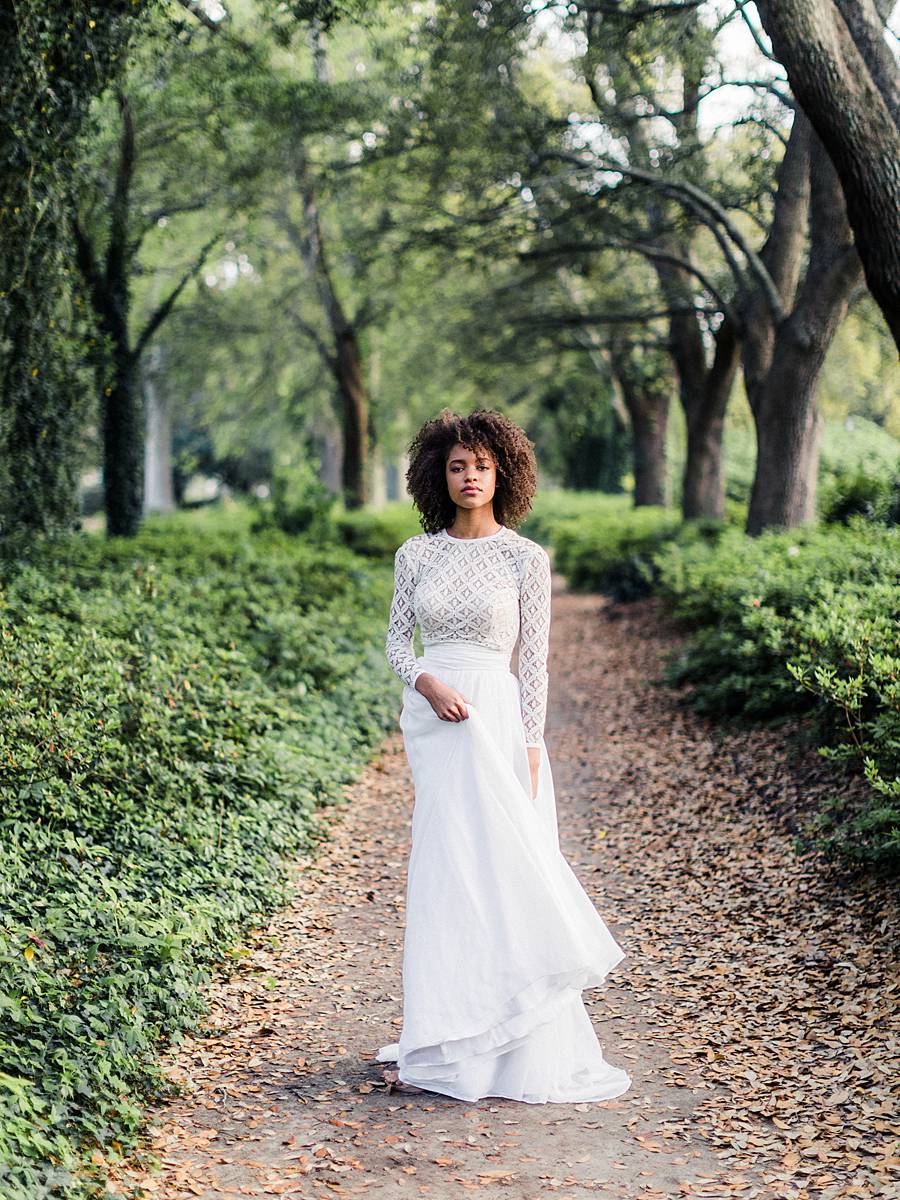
[0,509,398,1198]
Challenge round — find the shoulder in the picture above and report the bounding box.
[395,531,441,565]
[506,530,550,569]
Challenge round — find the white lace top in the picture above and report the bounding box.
[385,525,552,746]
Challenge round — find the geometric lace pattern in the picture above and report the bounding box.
[385,525,551,745]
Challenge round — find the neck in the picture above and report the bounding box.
[447,508,502,539]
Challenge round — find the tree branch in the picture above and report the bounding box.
[175,0,254,53]
[133,232,219,359]
[105,88,135,293]
[287,312,337,372]
[521,237,740,328]
[129,197,211,259]
[71,214,110,324]
[535,150,785,323]
[732,0,778,62]
[514,303,719,328]
[581,1,704,16]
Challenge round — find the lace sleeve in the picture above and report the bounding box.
[386,541,425,688]
[518,545,551,746]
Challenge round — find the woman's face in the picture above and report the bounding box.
[445,442,498,513]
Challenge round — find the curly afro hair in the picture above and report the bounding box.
[405,408,538,534]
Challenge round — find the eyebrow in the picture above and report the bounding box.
[448,456,492,465]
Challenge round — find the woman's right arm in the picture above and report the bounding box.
[385,542,469,722]
[385,542,426,688]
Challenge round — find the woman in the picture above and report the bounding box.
[376,408,632,1105]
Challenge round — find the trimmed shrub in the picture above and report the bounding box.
[522,492,742,602]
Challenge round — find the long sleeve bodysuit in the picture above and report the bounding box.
[385,525,552,746]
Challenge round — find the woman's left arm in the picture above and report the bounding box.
[518,545,552,794]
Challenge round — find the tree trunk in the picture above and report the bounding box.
[143,342,175,515]
[639,49,738,522]
[104,349,143,537]
[72,89,145,538]
[278,184,371,509]
[632,412,668,508]
[103,93,142,538]
[73,87,213,536]
[610,349,670,507]
[335,327,369,510]
[755,0,900,349]
[746,356,824,534]
[682,319,740,520]
[745,134,863,534]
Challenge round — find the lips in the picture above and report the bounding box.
[462,489,480,494]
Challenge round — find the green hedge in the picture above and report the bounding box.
[542,499,899,870]
[334,503,424,558]
[0,514,398,1198]
[521,492,745,601]
[654,521,900,866]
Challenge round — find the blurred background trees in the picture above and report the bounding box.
[1,0,897,541]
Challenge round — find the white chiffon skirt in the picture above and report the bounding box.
[376,641,632,1104]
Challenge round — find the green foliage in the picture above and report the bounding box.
[0,0,369,540]
[653,521,900,867]
[252,460,339,540]
[818,462,900,526]
[518,490,635,545]
[533,373,629,493]
[786,580,900,863]
[818,415,900,481]
[718,414,900,507]
[522,492,735,602]
[0,512,398,1196]
[335,503,423,557]
[555,505,683,601]
[0,2,157,537]
[540,495,899,869]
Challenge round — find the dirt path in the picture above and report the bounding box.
[115,581,899,1200]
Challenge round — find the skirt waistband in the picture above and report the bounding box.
[420,642,512,672]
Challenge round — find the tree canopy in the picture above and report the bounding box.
[1,0,897,538]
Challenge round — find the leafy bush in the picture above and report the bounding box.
[523,492,740,602]
[818,415,900,482]
[785,579,900,863]
[251,460,338,539]
[335,503,423,558]
[718,415,900,507]
[818,463,900,526]
[654,521,899,866]
[553,505,681,600]
[517,490,621,543]
[0,514,398,1197]
[540,496,899,869]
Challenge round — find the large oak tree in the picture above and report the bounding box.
[755,0,900,349]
